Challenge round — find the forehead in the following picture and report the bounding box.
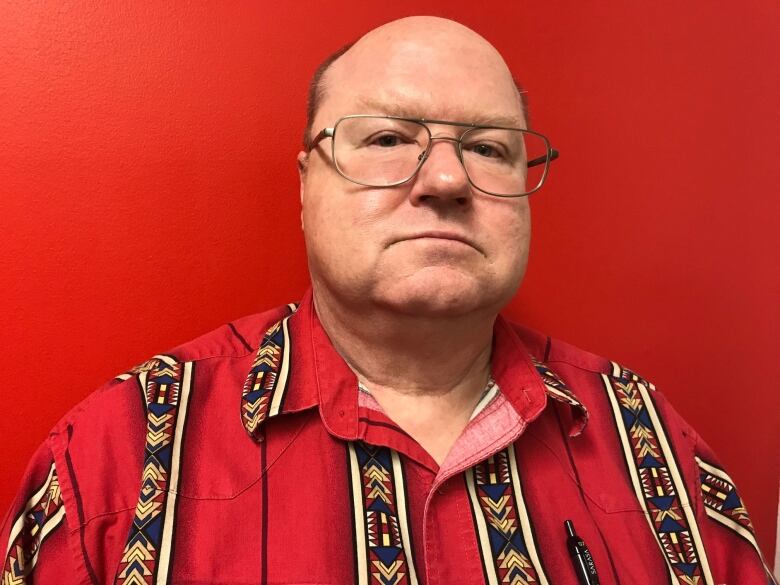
[353,95,524,129]
[318,35,523,128]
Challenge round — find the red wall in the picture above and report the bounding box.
[1,1,778,560]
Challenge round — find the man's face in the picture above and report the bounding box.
[299,18,531,318]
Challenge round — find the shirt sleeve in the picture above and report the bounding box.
[689,429,777,584]
[1,440,85,585]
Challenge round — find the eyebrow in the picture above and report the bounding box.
[353,95,525,128]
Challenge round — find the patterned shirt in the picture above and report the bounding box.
[2,289,775,585]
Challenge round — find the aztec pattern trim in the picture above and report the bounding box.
[602,362,713,585]
[347,442,419,585]
[241,304,297,441]
[114,355,194,585]
[531,357,589,435]
[115,354,178,382]
[465,443,550,585]
[3,462,66,584]
[696,456,775,580]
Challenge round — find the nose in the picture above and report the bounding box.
[408,136,472,207]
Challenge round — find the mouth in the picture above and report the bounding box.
[391,231,484,255]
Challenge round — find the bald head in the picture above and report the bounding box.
[337,16,508,76]
[304,16,527,148]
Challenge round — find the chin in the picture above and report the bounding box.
[373,270,509,318]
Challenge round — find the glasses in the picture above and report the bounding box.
[307,115,559,197]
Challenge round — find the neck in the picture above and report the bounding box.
[313,286,497,465]
[313,289,496,396]
[314,289,496,465]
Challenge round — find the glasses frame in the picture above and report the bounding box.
[307,114,560,197]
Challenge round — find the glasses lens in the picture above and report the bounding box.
[460,128,550,196]
[333,117,429,186]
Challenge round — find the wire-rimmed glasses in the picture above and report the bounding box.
[307,115,559,197]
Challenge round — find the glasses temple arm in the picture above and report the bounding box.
[528,148,559,169]
[307,128,334,151]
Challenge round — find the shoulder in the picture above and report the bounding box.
[40,303,292,517]
[49,303,288,434]
[507,319,691,430]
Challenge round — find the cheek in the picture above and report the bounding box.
[304,182,397,240]
[302,172,400,261]
[514,205,532,252]
[484,201,531,261]
[328,188,398,233]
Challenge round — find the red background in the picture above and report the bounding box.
[1,1,778,561]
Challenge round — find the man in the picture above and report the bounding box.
[2,16,774,585]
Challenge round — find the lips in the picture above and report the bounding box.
[391,231,483,254]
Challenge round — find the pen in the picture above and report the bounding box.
[565,520,600,585]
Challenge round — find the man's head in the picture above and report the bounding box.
[298,16,533,319]
[302,40,529,152]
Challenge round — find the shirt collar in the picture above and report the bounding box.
[530,355,589,436]
[240,289,589,442]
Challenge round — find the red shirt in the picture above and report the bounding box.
[3,289,774,584]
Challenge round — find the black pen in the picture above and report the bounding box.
[565,520,600,585]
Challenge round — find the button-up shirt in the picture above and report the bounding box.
[2,290,774,584]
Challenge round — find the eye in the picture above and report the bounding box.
[469,143,502,158]
[373,134,402,147]
[364,128,422,148]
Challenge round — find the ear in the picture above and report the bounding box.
[297,151,308,230]
[297,150,308,175]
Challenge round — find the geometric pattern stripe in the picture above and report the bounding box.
[241,304,297,441]
[115,354,178,382]
[602,362,714,585]
[114,358,194,585]
[3,462,66,584]
[347,442,419,585]
[465,443,550,585]
[696,457,776,581]
[696,456,756,536]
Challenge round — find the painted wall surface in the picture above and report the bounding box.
[1,1,778,561]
